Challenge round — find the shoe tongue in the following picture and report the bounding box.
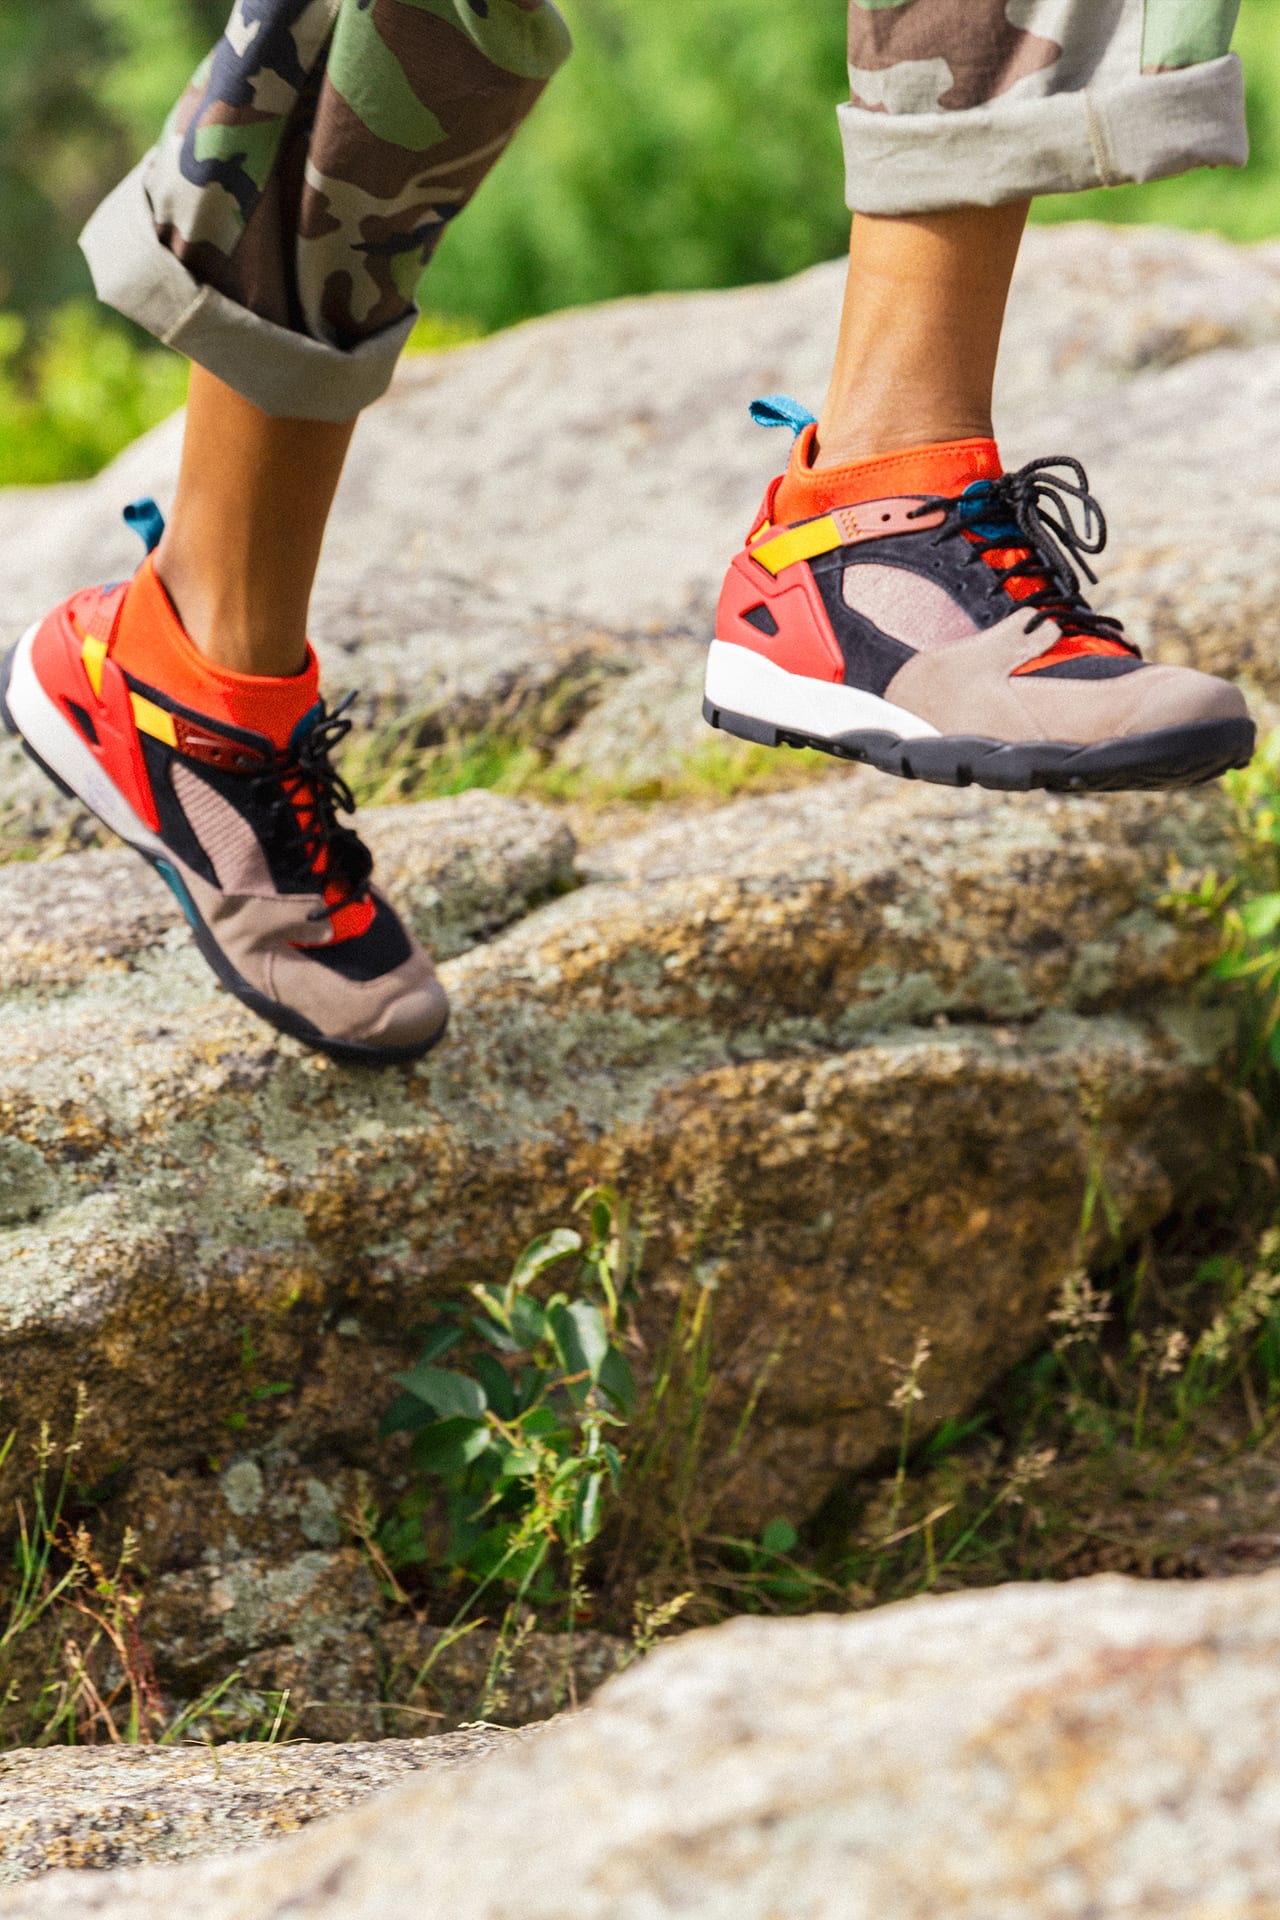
[113,560,321,750]
[773,430,1002,524]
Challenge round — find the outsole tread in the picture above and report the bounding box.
[702,698,1255,794]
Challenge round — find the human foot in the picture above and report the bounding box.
[705,401,1254,793]
[1,503,448,1062]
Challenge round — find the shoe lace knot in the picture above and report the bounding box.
[929,455,1135,649]
[255,692,372,920]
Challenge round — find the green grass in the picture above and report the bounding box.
[0,1393,294,1747]
[342,719,842,814]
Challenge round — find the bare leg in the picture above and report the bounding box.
[816,201,1030,470]
[154,367,356,678]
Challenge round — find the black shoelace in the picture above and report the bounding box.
[251,693,372,921]
[914,455,1135,648]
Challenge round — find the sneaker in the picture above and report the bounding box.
[704,398,1254,792]
[1,501,449,1064]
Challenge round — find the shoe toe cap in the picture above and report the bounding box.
[1121,664,1251,736]
[357,970,451,1057]
[266,929,450,1062]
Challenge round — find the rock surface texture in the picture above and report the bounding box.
[0,224,1270,1717]
[5,1571,1280,1916]
[0,1728,523,1884]
[0,776,1236,1531]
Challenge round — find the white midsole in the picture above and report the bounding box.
[704,639,939,743]
[5,622,166,857]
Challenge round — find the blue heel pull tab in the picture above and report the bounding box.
[749,395,818,439]
[123,498,166,556]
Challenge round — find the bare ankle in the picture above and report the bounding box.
[811,410,997,472]
[153,537,309,680]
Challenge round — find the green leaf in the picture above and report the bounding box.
[510,1295,550,1351]
[601,1441,625,1491]
[493,1446,541,1480]
[1241,892,1280,940]
[379,1392,435,1439]
[573,1470,606,1544]
[519,1406,562,1440]
[410,1416,492,1476]
[472,1352,517,1421]
[465,1525,547,1588]
[472,1313,518,1353]
[393,1364,487,1421]
[470,1283,512,1335]
[598,1346,637,1417]
[1268,1022,1280,1073]
[512,1364,547,1413]
[761,1518,798,1557]
[508,1229,583,1298]
[378,1513,429,1568]
[549,1300,609,1381]
[921,1412,990,1464]
[412,1322,464,1365]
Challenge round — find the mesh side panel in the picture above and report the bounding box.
[171,761,277,896]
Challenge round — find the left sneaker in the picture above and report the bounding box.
[704,398,1254,792]
[1,502,449,1064]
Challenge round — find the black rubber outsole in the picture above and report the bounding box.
[702,696,1256,794]
[0,639,447,1069]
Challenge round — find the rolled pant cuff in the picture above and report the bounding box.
[80,160,415,422]
[840,53,1247,213]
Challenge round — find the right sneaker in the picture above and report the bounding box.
[705,399,1255,792]
[1,503,449,1064]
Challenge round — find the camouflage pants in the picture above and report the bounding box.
[81,0,1247,422]
[842,0,1247,214]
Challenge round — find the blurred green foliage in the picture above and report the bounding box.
[0,306,188,485]
[0,0,1277,486]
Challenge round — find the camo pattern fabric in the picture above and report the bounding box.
[846,0,1242,117]
[144,0,570,351]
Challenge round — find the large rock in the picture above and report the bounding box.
[0,771,1236,1535]
[6,1570,1280,1916]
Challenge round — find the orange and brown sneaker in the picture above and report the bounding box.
[705,398,1254,792]
[1,500,448,1064]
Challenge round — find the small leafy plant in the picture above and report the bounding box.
[1163,728,1280,1080]
[378,1188,640,1627]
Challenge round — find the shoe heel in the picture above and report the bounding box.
[0,640,20,738]
[1,636,80,800]
[703,696,781,749]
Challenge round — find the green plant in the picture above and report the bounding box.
[378,1188,641,1631]
[1194,728,1280,1075]
[222,1326,294,1436]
